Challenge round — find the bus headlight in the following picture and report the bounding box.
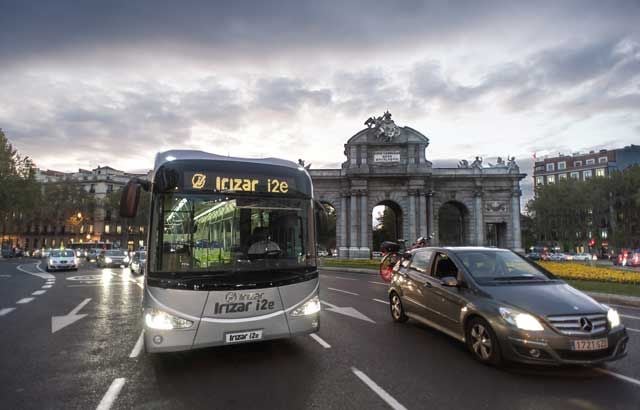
[291,296,321,316]
[144,308,194,330]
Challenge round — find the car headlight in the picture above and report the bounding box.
[499,307,544,331]
[291,296,321,316]
[104,257,112,263]
[124,256,130,263]
[607,308,621,328]
[144,308,193,330]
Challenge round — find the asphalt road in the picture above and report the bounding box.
[1,258,639,409]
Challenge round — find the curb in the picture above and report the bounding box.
[319,266,640,308]
[586,292,640,308]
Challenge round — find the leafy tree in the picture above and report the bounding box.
[372,206,399,251]
[527,165,640,252]
[0,129,39,248]
[318,203,336,253]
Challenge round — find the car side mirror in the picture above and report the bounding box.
[441,276,459,287]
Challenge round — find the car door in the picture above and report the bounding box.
[424,252,467,337]
[400,249,434,320]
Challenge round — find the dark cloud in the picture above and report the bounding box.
[254,78,332,113]
[409,37,640,115]
[1,1,639,66]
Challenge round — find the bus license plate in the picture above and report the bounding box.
[572,338,608,351]
[225,330,263,344]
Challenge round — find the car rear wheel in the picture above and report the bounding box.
[465,317,502,366]
[389,292,408,323]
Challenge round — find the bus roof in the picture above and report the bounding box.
[154,150,301,173]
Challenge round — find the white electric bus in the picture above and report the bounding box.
[120,150,323,353]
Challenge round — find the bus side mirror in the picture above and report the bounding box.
[120,180,141,218]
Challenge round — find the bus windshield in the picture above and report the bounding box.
[149,193,315,277]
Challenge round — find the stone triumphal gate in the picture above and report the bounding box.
[308,112,526,258]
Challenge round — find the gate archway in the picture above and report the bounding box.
[372,200,403,252]
[438,201,468,246]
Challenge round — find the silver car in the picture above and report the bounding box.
[389,247,628,366]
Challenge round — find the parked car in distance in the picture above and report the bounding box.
[572,253,592,261]
[129,251,146,275]
[46,249,78,272]
[86,248,101,262]
[388,247,628,366]
[317,249,329,257]
[97,249,130,268]
[549,253,567,261]
[526,252,541,261]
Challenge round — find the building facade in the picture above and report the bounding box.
[309,112,526,258]
[533,145,640,187]
[20,166,148,251]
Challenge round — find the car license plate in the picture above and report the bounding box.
[572,338,608,351]
[225,329,263,344]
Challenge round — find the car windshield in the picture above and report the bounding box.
[149,193,315,276]
[456,250,553,283]
[50,250,75,257]
[105,250,126,256]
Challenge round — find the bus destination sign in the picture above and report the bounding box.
[185,172,290,194]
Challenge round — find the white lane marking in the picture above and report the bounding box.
[70,298,92,315]
[129,331,145,358]
[596,368,640,388]
[369,281,387,286]
[373,298,390,305]
[52,298,91,333]
[96,377,126,410]
[130,278,144,289]
[0,274,11,278]
[320,300,338,309]
[352,367,407,410]
[310,333,331,348]
[42,285,53,289]
[627,327,639,333]
[621,314,640,321]
[16,263,55,280]
[16,298,34,304]
[327,287,359,296]
[330,276,357,281]
[0,308,16,316]
[32,290,46,295]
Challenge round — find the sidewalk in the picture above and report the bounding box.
[319,266,640,308]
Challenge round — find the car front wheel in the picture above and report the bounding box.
[465,317,502,366]
[389,292,408,323]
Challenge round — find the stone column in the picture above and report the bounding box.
[349,191,359,258]
[359,191,369,258]
[474,189,484,246]
[419,191,427,238]
[427,190,438,245]
[511,188,523,252]
[408,190,416,243]
[338,193,349,258]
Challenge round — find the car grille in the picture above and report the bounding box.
[556,346,614,361]
[546,313,607,335]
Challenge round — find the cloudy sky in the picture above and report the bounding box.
[1,1,639,201]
